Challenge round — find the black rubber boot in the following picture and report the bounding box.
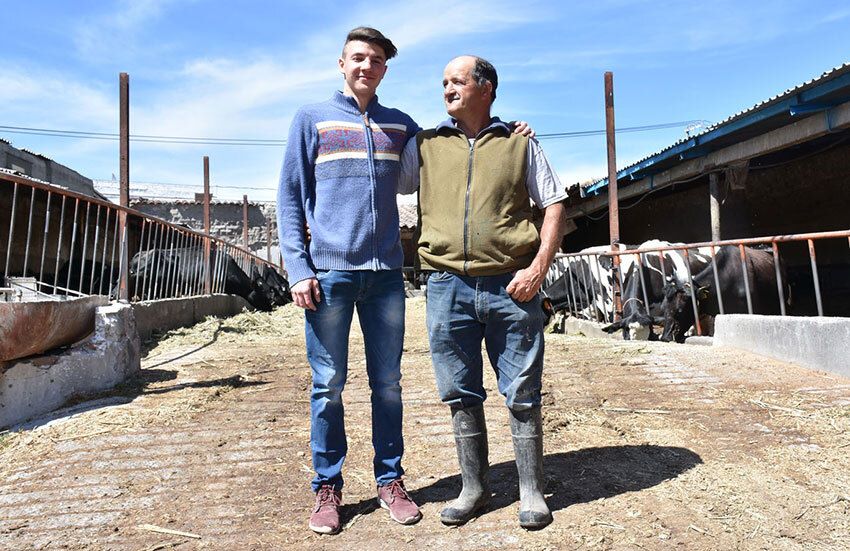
[440,405,491,525]
[509,406,552,529]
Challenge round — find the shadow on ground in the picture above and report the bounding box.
[135,368,267,396]
[142,320,223,368]
[341,445,701,523]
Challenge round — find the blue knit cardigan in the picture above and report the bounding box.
[277,91,419,284]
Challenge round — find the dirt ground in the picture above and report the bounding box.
[2,298,850,550]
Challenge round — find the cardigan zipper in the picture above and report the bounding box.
[362,112,380,270]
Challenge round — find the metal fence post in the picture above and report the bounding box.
[203,156,211,295]
[118,72,130,301]
[243,194,249,251]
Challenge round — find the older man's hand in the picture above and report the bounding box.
[506,266,545,302]
[292,277,321,311]
[510,120,536,139]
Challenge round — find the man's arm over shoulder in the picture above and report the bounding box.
[277,107,318,286]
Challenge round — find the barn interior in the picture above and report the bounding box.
[563,64,850,316]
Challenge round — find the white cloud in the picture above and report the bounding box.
[72,0,184,61]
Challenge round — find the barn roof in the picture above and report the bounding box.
[583,61,850,197]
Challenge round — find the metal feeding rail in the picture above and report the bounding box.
[1,172,281,303]
[547,229,850,336]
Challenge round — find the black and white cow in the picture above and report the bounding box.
[542,244,637,323]
[127,247,274,311]
[602,240,712,340]
[659,245,790,343]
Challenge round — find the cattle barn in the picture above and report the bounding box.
[563,63,850,317]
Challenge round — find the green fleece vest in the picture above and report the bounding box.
[416,126,540,275]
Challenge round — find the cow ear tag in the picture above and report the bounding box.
[698,286,710,300]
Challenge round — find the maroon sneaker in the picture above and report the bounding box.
[309,485,342,535]
[377,479,422,525]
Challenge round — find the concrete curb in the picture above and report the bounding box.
[559,316,622,340]
[714,314,850,377]
[132,294,250,341]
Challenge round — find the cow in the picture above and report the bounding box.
[252,263,292,307]
[542,244,636,323]
[126,247,274,311]
[659,245,789,343]
[601,240,712,340]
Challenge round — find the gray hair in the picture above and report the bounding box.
[471,57,498,101]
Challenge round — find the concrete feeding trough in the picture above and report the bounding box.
[0,295,109,363]
[0,302,141,429]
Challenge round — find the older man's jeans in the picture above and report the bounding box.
[426,271,545,410]
[305,269,406,492]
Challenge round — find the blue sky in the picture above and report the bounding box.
[3,0,849,202]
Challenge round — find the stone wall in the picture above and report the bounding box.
[131,201,280,262]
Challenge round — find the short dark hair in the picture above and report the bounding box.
[344,27,397,60]
[471,57,497,101]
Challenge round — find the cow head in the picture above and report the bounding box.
[659,281,692,343]
[261,264,292,306]
[660,281,710,343]
[602,309,656,341]
[249,265,275,311]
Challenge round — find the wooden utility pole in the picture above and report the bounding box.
[604,71,622,320]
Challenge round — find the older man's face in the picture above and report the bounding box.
[442,56,491,119]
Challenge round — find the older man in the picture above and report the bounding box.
[399,56,566,529]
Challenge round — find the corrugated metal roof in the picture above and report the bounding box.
[130,198,265,207]
[0,167,57,187]
[585,62,850,194]
[18,148,54,163]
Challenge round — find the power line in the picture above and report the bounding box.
[0,125,286,146]
[538,120,709,139]
[95,180,277,191]
[1,119,709,147]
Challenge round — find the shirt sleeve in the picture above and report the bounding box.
[526,138,567,208]
[397,135,421,195]
[276,109,317,285]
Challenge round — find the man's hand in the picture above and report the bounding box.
[506,266,545,302]
[510,120,535,139]
[292,277,321,311]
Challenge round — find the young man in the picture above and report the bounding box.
[398,56,567,529]
[277,27,421,535]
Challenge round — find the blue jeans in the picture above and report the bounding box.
[305,269,406,492]
[426,271,545,411]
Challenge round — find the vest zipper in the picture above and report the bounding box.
[462,139,474,275]
[363,112,379,270]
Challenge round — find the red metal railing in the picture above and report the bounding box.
[548,229,850,335]
[1,172,281,303]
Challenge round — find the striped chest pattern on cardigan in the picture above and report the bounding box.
[315,121,408,164]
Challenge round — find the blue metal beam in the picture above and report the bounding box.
[585,68,850,196]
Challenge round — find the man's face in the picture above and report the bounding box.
[339,40,388,98]
[442,56,491,119]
